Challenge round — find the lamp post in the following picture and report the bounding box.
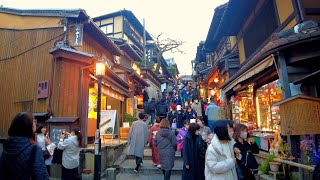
[94,60,105,180]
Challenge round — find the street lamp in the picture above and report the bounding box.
[94,59,105,180]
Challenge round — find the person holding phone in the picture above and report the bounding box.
[36,125,53,175]
[58,127,82,180]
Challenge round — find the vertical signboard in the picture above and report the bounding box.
[73,24,83,46]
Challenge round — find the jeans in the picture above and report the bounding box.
[150,112,155,125]
[162,170,172,180]
[208,120,217,132]
[136,156,143,167]
[61,166,81,180]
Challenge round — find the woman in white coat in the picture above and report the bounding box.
[205,120,238,180]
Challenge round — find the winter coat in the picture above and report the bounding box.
[155,128,177,170]
[148,123,161,165]
[0,136,49,180]
[176,127,188,143]
[156,102,168,117]
[128,119,148,158]
[167,111,178,126]
[205,103,220,121]
[234,140,259,180]
[205,134,238,180]
[143,90,149,103]
[184,109,197,120]
[176,110,185,128]
[148,99,157,113]
[191,102,202,117]
[182,133,207,180]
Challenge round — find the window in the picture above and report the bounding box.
[100,24,113,34]
[243,0,278,58]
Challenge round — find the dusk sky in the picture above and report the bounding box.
[1,0,228,75]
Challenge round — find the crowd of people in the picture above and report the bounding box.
[128,82,262,180]
[0,112,82,180]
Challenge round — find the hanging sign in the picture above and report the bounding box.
[73,24,83,46]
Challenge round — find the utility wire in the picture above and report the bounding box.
[0,33,64,62]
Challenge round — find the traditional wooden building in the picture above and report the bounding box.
[202,0,320,165]
[0,7,130,146]
[93,10,172,99]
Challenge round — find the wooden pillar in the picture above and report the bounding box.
[277,53,299,160]
[79,69,90,147]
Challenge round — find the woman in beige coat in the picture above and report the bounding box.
[205,120,238,180]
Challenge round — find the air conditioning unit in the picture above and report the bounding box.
[37,80,49,99]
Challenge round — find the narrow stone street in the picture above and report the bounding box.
[117,147,183,180]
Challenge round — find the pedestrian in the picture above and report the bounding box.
[205,95,220,132]
[205,120,238,180]
[176,120,189,156]
[58,127,82,180]
[128,113,148,173]
[167,105,178,127]
[148,116,161,168]
[155,119,177,180]
[0,112,49,180]
[143,88,149,113]
[148,97,157,125]
[182,123,207,180]
[36,125,54,175]
[184,106,197,120]
[176,105,185,128]
[191,98,202,117]
[233,124,259,180]
[157,99,168,120]
[196,117,211,141]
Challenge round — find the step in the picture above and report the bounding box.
[119,159,183,175]
[127,147,182,160]
[116,173,182,180]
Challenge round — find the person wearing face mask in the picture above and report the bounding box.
[176,105,185,129]
[184,106,197,120]
[191,98,202,118]
[182,123,207,180]
[205,120,238,180]
[233,124,259,180]
[196,118,211,141]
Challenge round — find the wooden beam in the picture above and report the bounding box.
[277,53,292,98]
[288,50,320,63]
[287,66,319,74]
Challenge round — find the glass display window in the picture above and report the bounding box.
[255,80,282,131]
[231,85,256,130]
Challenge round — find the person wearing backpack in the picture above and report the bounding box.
[156,99,168,120]
[0,112,49,180]
[148,98,157,125]
[233,124,259,180]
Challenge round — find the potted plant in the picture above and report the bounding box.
[123,113,134,127]
[120,113,134,140]
[258,154,277,174]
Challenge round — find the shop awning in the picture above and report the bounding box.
[46,117,79,123]
[222,55,275,93]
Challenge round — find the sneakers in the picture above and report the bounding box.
[134,167,139,173]
[157,164,161,169]
[140,163,143,167]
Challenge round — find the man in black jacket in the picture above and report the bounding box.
[148,98,157,125]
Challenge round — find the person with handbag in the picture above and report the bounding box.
[233,124,259,180]
[58,127,83,180]
[176,120,189,157]
[148,116,161,168]
[0,112,49,180]
[36,125,54,175]
[155,119,177,180]
[167,105,178,128]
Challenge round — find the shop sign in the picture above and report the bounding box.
[73,24,83,46]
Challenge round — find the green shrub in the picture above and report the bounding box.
[124,113,134,126]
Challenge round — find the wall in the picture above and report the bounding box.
[0,28,63,137]
[238,38,246,64]
[145,79,160,100]
[275,0,294,24]
[113,16,123,33]
[0,13,61,29]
